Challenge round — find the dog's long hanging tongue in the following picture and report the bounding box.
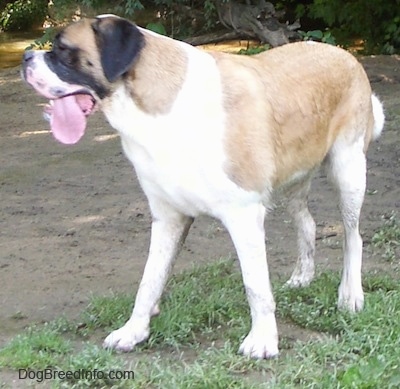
[51,95,86,144]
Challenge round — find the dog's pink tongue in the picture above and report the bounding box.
[51,95,86,144]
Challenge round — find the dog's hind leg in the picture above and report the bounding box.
[286,175,316,287]
[328,135,366,312]
[103,201,193,352]
[222,203,279,359]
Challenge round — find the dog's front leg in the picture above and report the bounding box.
[222,203,279,359]
[103,205,193,352]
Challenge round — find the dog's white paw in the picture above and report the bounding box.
[286,264,314,288]
[338,284,364,312]
[238,328,279,359]
[103,324,149,352]
[286,273,313,288]
[151,304,160,317]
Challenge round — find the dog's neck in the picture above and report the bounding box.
[123,30,189,116]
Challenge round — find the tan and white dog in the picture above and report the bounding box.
[22,15,384,358]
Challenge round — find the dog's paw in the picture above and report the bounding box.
[338,285,364,312]
[286,264,314,288]
[103,324,149,352]
[238,329,279,359]
[151,303,160,317]
[286,273,313,288]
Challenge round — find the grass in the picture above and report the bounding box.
[371,212,400,262]
[1,259,400,388]
[0,323,72,370]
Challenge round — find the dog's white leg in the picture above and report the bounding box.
[329,137,366,312]
[222,203,279,359]
[103,203,193,352]
[286,178,316,287]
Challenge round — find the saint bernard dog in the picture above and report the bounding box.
[22,14,384,358]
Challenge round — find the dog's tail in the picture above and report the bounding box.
[371,94,385,140]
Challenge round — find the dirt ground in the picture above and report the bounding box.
[0,54,399,350]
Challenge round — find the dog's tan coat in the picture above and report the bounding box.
[126,31,188,115]
[212,44,375,191]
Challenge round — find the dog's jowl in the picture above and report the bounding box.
[22,14,384,359]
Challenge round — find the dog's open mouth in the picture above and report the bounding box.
[44,92,97,145]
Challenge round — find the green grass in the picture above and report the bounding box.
[372,212,400,262]
[273,273,400,387]
[1,259,400,388]
[81,260,249,348]
[237,45,270,55]
[0,323,71,370]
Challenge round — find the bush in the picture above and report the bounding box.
[0,0,48,31]
[52,0,217,37]
[307,0,400,54]
[280,0,399,54]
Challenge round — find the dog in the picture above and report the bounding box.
[22,14,384,359]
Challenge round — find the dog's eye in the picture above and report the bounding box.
[56,41,74,57]
[56,41,68,52]
[56,45,78,67]
[54,45,68,57]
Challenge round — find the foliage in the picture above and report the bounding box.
[48,0,217,37]
[237,44,270,55]
[150,0,218,37]
[2,0,398,54]
[50,0,145,17]
[283,0,400,53]
[299,29,336,45]
[0,0,48,31]
[120,0,144,15]
[26,26,56,50]
[145,21,166,35]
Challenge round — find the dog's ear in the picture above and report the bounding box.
[92,16,144,82]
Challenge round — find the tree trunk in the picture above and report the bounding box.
[215,0,300,47]
[184,30,244,46]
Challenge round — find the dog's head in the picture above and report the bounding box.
[22,15,144,144]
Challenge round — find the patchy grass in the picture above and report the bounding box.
[372,212,400,262]
[273,272,400,387]
[57,345,133,388]
[82,260,249,349]
[1,259,400,388]
[0,323,72,370]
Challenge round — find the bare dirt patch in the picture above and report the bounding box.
[0,55,399,351]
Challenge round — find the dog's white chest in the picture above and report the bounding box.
[103,54,242,216]
[121,133,224,215]
[121,118,240,216]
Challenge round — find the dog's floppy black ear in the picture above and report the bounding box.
[92,16,144,82]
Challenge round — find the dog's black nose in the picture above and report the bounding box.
[23,50,34,63]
